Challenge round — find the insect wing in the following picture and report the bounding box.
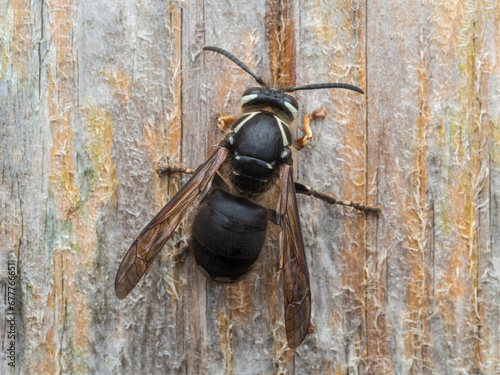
[278,163,311,349]
[115,146,229,299]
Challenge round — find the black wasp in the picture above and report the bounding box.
[115,46,380,349]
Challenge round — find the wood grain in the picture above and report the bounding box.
[1,0,499,374]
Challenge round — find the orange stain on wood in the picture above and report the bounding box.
[216,305,233,372]
[45,0,118,370]
[48,0,79,218]
[83,104,118,212]
[402,43,432,373]
[435,175,471,358]
[491,116,500,165]
[10,0,30,80]
[46,2,85,366]
[431,3,484,371]
[166,2,182,161]
[475,8,500,370]
[98,66,132,102]
[265,1,279,85]
[265,0,296,87]
[38,320,57,374]
[403,194,432,372]
[277,0,296,87]
[142,108,171,204]
[35,256,60,374]
[475,8,495,366]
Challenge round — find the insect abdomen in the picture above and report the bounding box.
[191,189,268,282]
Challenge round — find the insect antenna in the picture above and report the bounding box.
[285,83,364,94]
[203,46,266,86]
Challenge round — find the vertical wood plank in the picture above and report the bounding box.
[294,0,369,374]
[366,1,500,374]
[475,3,500,373]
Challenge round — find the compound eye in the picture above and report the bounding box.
[243,87,262,96]
[283,94,299,118]
[241,87,262,106]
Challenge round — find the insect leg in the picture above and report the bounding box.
[294,181,381,215]
[157,115,235,177]
[156,165,195,175]
[294,108,326,149]
[217,114,236,133]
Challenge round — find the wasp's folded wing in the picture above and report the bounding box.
[115,146,229,299]
[278,163,311,349]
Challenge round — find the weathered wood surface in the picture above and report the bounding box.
[1,0,499,374]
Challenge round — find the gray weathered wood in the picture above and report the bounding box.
[1,0,499,374]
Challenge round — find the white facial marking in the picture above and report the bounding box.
[284,101,298,119]
[240,94,258,105]
[266,163,273,169]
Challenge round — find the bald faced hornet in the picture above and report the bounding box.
[115,46,380,349]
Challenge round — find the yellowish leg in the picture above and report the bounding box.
[156,165,195,175]
[157,114,236,176]
[217,115,236,133]
[294,108,326,149]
